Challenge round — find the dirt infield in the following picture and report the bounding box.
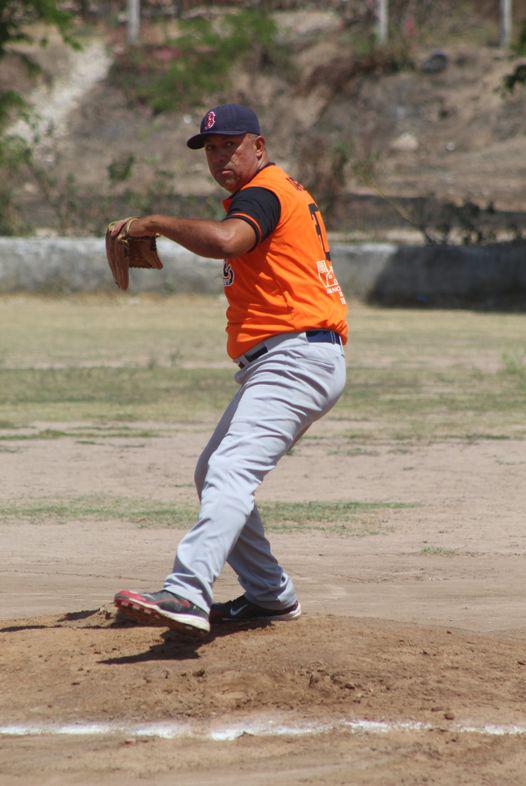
[1,429,526,785]
[0,297,525,784]
[2,606,526,786]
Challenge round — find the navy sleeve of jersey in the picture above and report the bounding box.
[223,187,281,246]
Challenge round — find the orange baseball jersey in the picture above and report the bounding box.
[222,164,349,359]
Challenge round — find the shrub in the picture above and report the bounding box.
[109,10,287,114]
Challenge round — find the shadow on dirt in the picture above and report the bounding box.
[101,621,272,664]
[0,606,272,663]
[0,624,51,633]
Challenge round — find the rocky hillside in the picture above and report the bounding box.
[3,5,526,239]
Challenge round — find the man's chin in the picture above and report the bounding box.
[212,172,238,192]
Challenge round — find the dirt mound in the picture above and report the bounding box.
[2,607,525,729]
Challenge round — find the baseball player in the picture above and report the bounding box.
[114,103,348,636]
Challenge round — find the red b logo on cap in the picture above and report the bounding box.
[204,111,216,131]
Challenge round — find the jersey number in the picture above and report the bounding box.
[308,202,331,262]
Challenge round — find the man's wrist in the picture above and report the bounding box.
[144,215,161,235]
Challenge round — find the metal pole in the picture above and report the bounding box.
[127,0,140,45]
[500,0,512,48]
[377,0,388,44]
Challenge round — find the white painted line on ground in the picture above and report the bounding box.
[1,717,526,740]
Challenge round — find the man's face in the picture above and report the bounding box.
[204,133,264,193]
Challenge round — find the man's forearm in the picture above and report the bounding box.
[141,215,244,259]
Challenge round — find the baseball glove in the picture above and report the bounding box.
[105,217,163,291]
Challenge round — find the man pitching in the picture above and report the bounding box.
[114,103,348,637]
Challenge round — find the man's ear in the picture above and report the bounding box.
[255,135,266,160]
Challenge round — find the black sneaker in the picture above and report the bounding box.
[114,589,210,636]
[210,594,301,625]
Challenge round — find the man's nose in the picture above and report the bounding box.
[214,146,231,164]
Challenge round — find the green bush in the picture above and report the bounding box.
[110,10,287,114]
[513,20,526,56]
[501,63,526,95]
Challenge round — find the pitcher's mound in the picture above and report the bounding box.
[0,607,525,729]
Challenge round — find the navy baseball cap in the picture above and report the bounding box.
[187,103,261,149]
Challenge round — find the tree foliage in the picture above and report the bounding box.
[0,0,74,56]
[110,9,288,114]
[0,0,77,129]
[0,1,78,234]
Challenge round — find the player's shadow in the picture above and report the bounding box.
[101,620,271,665]
[0,608,130,634]
[0,624,51,633]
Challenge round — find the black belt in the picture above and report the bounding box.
[238,330,341,368]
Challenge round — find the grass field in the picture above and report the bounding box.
[0,495,414,535]
[0,294,524,441]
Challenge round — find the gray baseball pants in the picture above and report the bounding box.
[163,331,346,614]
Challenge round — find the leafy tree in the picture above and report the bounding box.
[110,10,288,115]
[0,0,77,129]
[0,1,77,233]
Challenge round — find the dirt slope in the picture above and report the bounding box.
[5,9,526,234]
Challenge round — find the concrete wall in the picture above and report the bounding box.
[0,238,224,295]
[334,242,526,305]
[0,237,525,304]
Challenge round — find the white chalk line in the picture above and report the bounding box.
[1,717,526,740]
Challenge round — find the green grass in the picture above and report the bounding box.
[0,428,68,441]
[260,500,413,535]
[0,294,227,370]
[0,360,524,440]
[0,497,412,536]
[337,365,526,441]
[0,295,524,441]
[0,497,196,527]
[501,349,526,377]
[0,366,234,423]
[0,425,167,441]
[420,546,458,557]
